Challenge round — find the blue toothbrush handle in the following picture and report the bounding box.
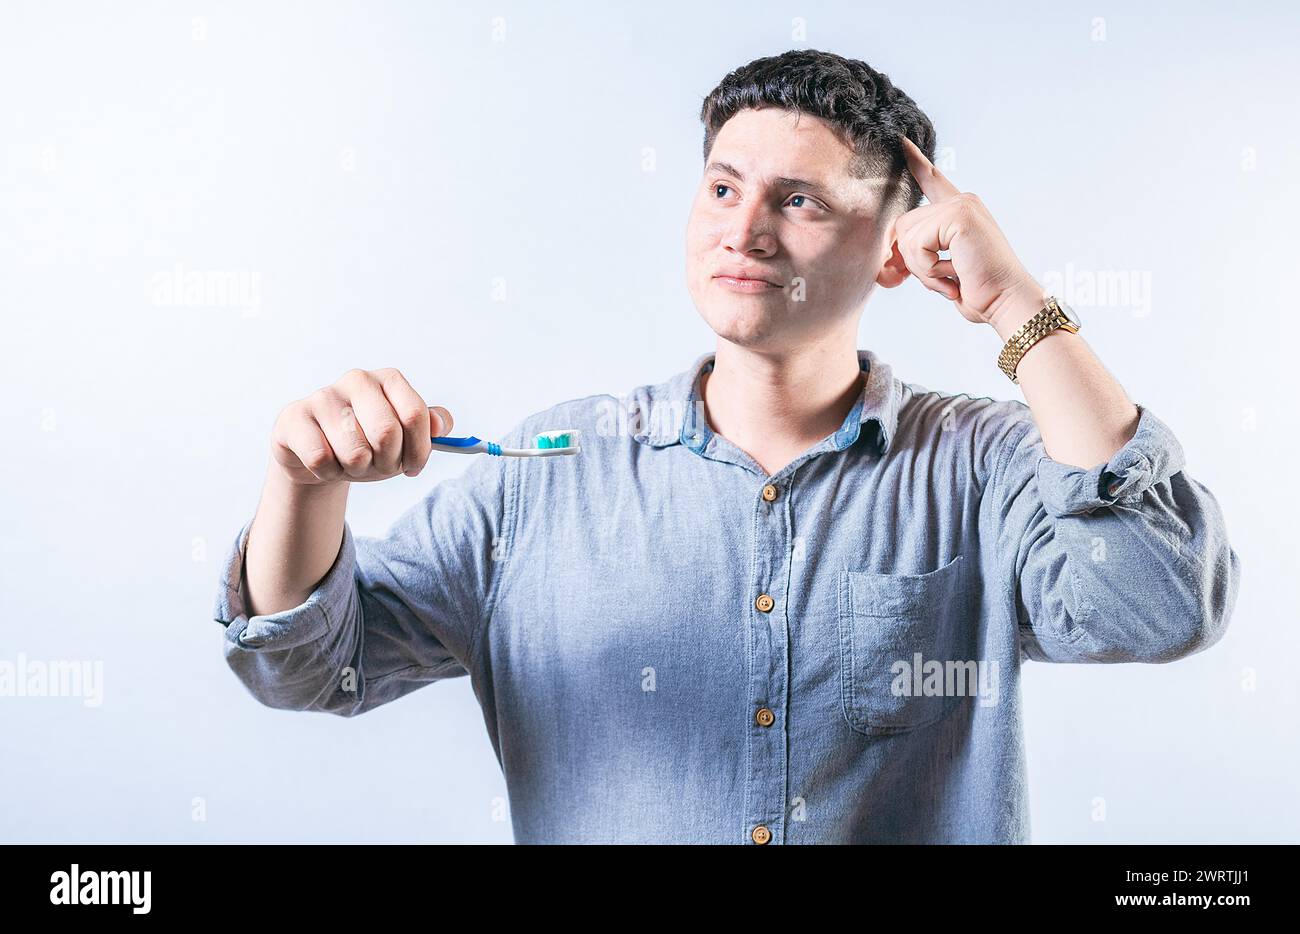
[430,435,500,456]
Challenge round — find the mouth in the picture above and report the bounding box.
[712,275,783,293]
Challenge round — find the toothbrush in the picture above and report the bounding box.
[429,428,582,457]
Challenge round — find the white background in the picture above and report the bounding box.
[1,0,1295,842]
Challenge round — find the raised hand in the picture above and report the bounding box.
[887,136,1043,328]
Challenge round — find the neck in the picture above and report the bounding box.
[700,333,865,476]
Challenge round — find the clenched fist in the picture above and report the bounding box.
[271,367,454,485]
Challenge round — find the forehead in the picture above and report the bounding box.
[709,106,856,178]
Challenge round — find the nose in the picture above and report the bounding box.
[721,198,776,256]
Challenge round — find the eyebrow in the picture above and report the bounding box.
[705,161,836,198]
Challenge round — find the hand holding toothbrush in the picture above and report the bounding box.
[271,367,578,487]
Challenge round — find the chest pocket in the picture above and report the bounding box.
[836,554,974,736]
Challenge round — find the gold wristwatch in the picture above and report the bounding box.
[996,294,1082,384]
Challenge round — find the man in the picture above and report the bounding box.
[212,49,1241,843]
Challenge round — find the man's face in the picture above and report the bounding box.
[685,106,904,352]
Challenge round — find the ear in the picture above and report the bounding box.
[876,224,910,290]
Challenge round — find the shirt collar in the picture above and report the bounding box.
[628,348,900,456]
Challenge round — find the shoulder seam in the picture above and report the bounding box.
[902,381,1023,408]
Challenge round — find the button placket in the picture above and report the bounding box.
[742,476,793,844]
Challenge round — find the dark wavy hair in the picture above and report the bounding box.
[699,49,936,218]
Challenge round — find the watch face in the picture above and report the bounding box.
[1057,298,1082,328]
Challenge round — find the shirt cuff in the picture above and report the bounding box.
[212,517,358,651]
[1034,403,1186,518]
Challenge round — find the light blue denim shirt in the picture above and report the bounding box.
[212,348,1241,844]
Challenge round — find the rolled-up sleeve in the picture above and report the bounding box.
[982,402,1242,664]
[212,428,520,716]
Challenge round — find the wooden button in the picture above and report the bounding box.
[755,707,775,727]
[751,825,772,845]
[755,593,774,613]
[761,483,778,502]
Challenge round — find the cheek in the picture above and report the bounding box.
[685,221,722,277]
[685,218,717,254]
[801,229,877,288]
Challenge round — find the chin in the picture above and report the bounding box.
[698,301,784,349]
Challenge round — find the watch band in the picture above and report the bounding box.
[996,295,1081,384]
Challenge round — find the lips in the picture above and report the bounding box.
[713,275,782,294]
[712,270,782,287]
